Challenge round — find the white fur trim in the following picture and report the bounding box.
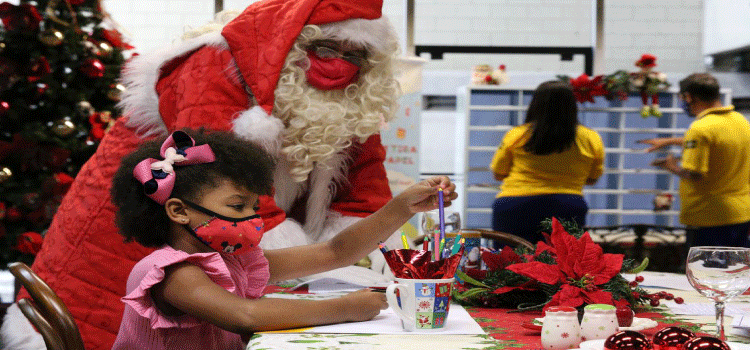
[258,219,309,250]
[231,106,285,156]
[1,303,46,350]
[118,32,229,138]
[319,17,398,55]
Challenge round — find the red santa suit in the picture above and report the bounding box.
[1,1,397,349]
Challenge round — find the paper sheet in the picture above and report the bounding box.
[287,266,393,293]
[663,301,750,316]
[621,272,695,291]
[262,304,485,335]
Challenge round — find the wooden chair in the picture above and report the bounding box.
[8,262,85,350]
[17,298,65,350]
[458,228,535,251]
[414,229,535,251]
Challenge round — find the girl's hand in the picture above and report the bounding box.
[397,176,458,214]
[341,289,387,322]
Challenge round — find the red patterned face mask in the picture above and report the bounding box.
[305,50,360,90]
[182,199,264,255]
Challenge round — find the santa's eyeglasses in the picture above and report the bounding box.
[310,45,369,68]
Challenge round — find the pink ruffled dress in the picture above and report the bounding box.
[111,245,270,350]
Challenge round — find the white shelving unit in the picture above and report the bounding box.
[461,85,732,229]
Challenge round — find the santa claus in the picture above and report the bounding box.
[1,0,402,349]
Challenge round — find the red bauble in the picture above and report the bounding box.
[604,331,652,350]
[26,56,50,82]
[652,326,695,350]
[0,101,9,115]
[683,337,729,350]
[0,3,42,32]
[79,58,105,78]
[15,231,42,255]
[5,206,23,222]
[616,305,635,327]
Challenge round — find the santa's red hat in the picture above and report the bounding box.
[635,54,657,68]
[222,0,395,115]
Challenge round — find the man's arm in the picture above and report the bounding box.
[637,137,684,152]
[651,154,703,181]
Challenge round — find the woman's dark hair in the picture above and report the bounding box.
[523,80,579,155]
[111,129,276,247]
[679,73,720,102]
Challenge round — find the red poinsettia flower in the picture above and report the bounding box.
[0,2,42,32]
[100,28,135,50]
[570,74,606,103]
[506,218,623,308]
[15,231,43,255]
[483,246,523,270]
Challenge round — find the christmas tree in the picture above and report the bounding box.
[0,0,133,266]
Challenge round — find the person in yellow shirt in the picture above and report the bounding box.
[489,81,604,243]
[641,73,750,248]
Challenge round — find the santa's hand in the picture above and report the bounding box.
[398,176,458,214]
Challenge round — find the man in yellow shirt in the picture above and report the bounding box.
[642,73,750,247]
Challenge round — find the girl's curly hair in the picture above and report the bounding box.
[111,129,275,247]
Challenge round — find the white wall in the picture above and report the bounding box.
[703,0,750,55]
[103,0,705,75]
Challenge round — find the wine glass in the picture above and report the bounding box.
[685,246,750,339]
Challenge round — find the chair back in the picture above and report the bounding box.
[458,229,535,251]
[17,298,66,350]
[9,262,85,350]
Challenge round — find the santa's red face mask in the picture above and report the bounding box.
[305,50,360,90]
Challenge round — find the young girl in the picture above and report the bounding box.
[110,129,456,349]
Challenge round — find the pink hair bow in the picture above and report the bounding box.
[133,131,216,204]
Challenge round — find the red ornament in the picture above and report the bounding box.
[79,58,105,78]
[635,275,644,282]
[25,56,51,82]
[616,305,634,327]
[674,297,684,304]
[35,82,48,97]
[683,337,730,350]
[15,231,43,255]
[5,206,22,222]
[652,326,695,350]
[52,172,74,197]
[0,3,42,32]
[0,100,9,115]
[604,331,652,350]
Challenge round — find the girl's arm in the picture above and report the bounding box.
[264,176,456,283]
[154,262,387,334]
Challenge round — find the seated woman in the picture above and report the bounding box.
[489,80,604,243]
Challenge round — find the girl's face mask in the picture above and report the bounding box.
[182,199,264,255]
[305,50,360,90]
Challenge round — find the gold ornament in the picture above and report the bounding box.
[106,84,126,101]
[39,28,64,46]
[51,117,76,137]
[0,42,5,53]
[97,41,113,57]
[0,167,11,183]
